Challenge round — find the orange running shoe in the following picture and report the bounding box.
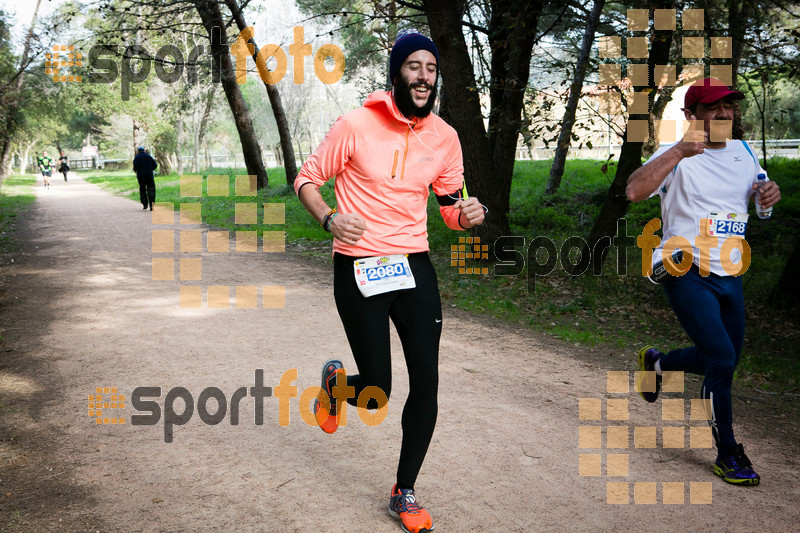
[388,484,434,533]
[314,359,345,434]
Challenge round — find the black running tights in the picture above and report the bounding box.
[333,252,441,490]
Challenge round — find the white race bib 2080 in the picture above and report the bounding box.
[707,212,748,238]
[353,254,416,298]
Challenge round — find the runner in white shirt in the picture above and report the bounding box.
[646,137,763,274]
[626,78,781,486]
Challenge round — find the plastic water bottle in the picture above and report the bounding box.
[648,249,685,284]
[755,173,773,219]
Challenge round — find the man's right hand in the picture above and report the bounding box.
[626,116,709,202]
[674,114,709,158]
[329,213,366,245]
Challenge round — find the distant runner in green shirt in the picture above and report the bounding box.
[38,151,54,189]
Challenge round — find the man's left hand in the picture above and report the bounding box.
[456,197,486,228]
[752,181,781,209]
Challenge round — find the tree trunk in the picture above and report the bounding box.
[20,141,34,174]
[485,0,546,242]
[647,85,678,156]
[265,83,297,183]
[176,117,184,174]
[519,102,535,160]
[5,149,14,177]
[133,118,142,153]
[741,71,768,169]
[729,0,747,80]
[423,0,495,222]
[194,0,268,188]
[155,149,172,175]
[728,0,749,139]
[0,0,41,185]
[192,114,200,172]
[583,1,675,274]
[196,82,216,171]
[546,0,605,195]
[224,0,298,186]
[296,138,304,166]
[423,0,544,245]
[768,236,800,311]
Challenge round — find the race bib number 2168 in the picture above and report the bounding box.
[707,212,748,238]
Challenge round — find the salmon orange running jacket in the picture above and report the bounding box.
[293,90,467,257]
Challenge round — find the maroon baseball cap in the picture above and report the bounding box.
[685,77,744,108]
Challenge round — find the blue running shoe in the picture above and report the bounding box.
[637,345,663,403]
[713,443,760,486]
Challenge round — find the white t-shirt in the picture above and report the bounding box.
[644,140,766,276]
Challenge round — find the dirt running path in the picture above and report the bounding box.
[1,175,798,532]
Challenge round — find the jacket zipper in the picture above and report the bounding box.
[391,150,399,179]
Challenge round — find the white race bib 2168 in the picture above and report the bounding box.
[707,212,748,238]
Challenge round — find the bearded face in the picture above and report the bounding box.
[393,50,438,119]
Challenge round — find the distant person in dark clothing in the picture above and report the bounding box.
[58,153,70,185]
[133,147,157,211]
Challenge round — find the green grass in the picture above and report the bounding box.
[84,168,335,253]
[83,159,800,392]
[0,175,36,255]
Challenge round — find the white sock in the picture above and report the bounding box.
[654,359,663,376]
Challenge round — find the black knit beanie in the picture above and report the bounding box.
[389,29,439,83]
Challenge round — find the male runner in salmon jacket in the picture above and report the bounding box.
[294,29,485,533]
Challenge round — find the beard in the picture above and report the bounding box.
[393,74,437,119]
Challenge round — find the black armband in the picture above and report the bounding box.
[435,187,464,207]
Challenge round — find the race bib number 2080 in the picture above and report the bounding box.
[353,254,416,298]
